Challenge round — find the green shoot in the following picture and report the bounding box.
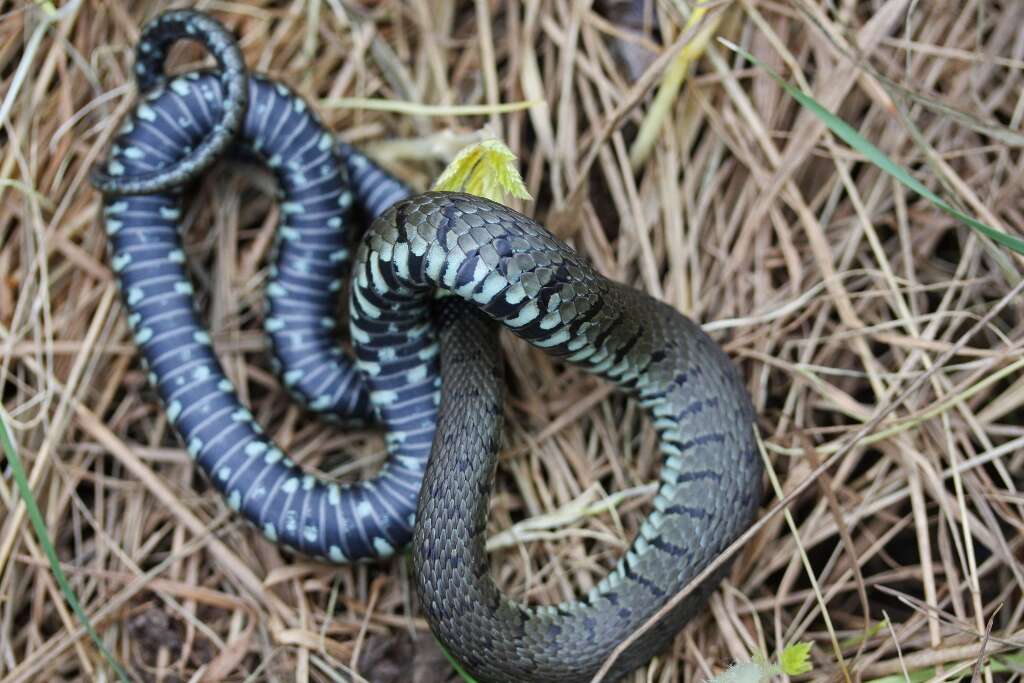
[433,138,532,204]
[705,643,814,683]
[0,411,132,682]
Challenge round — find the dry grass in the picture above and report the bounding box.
[2,0,1024,681]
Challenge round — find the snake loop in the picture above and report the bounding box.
[94,61,432,559]
[351,193,764,682]
[93,10,764,681]
[91,10,248,196]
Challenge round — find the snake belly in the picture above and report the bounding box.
[97,66,432,562]
[348,193,764,682]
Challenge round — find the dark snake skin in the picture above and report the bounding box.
[360,194,763,682]
[92,10,763,681]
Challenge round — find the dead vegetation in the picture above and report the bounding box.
[1,0,1023,681]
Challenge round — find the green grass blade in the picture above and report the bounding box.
[864,651,1024,683]
[718,38,1024,257]
[435,638,479,683]
[0,411,132,682]
[838,618,888,649]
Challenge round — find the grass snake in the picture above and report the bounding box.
[91,10,763,681]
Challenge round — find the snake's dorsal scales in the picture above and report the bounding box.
[363,193,762,682]
[92,10,762,682]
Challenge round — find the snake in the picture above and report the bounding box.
[92,10,763,682]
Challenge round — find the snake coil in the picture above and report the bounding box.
[92,10,763,682]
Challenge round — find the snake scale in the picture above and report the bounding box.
[92,10,763,682]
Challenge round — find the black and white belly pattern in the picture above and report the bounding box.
[101,71,432,562]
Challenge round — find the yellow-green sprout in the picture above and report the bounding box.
[779,642,813,676]
[705,643,814,683]
[433,138,532,204]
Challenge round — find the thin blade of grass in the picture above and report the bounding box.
[0,410,132,683]
[718,38,1024,256]
[436,639,479,683]
[320,97,543,116]
[627,3,725,170]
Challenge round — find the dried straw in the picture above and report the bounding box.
[1,1,1022,681]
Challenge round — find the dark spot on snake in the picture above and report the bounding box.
[378,253,405,289]
[454,253,480,288]
[673,469,722,484]
[591,312,625,350]
[649,536,688,558]
[619,375,639,390]
[437,201,459,242]
[679,432,727,451]
[481,291,520,318]
[622,564,666,598]
[472,276,508,303]
[535,283,560,312]
[394,201,408,240]
[515,318,551,342]
[640,389,667,403]
[568,297,604,335]
[492,237,513,259]
[663,504,710,520]
[610,325,643,364]
[674,399,706,420]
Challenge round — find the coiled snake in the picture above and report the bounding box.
[92,10,762,682]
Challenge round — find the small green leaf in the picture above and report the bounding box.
[433,139,532,204]
[779,642,813,676]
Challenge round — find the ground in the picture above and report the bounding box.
[1,1,1022,682]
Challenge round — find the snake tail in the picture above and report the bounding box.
[90,10,248,196]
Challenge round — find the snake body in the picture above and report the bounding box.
[99,66,426,559]
[359,194,763,682]
[90,11,248,196]
[94,11,763,681]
